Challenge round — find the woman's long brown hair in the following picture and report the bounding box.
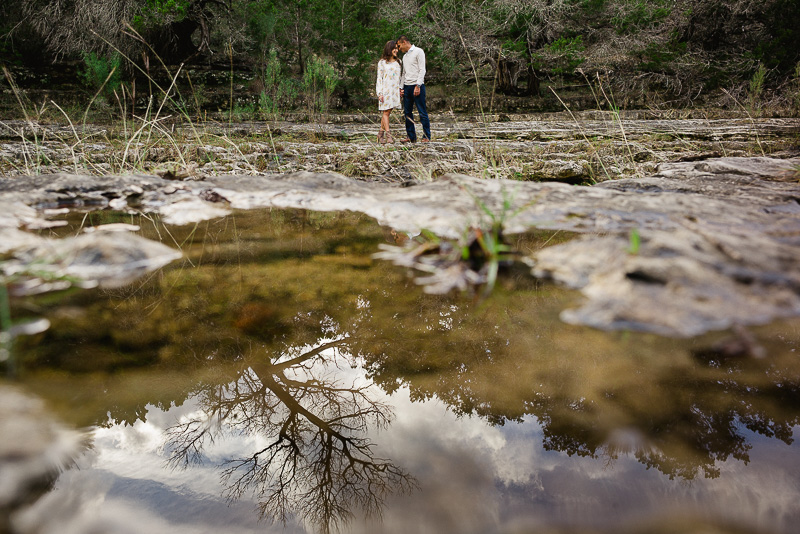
[380,40,397,62]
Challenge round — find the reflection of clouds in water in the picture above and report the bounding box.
[16,470,290,534]
[16,401,305,534]
[705,433,800,531]
[370,388,800,534]
[19,356,800,534]
[25,343,398,534]
[363,388,510,534]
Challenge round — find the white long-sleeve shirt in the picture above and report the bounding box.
[401,45,426,86]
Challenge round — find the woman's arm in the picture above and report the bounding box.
[375,60,385,97]
[394,63,402,92]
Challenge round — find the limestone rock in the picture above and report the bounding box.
[10,233,183,288]
[1,156,799,337]
[0,387,83,531]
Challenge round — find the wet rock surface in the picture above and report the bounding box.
[1,155,799,337]
[0,386,83,532]
[11,232,182,289]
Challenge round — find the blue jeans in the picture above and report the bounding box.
[403,84,431,141]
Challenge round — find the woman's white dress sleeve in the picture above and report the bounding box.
[375,60,385,97]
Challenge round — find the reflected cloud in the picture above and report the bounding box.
[356,310,800,482]
[15,468,273,534]
[365,387,800,534]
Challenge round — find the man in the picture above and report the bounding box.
[397,36,431,143]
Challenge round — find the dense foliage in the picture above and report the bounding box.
[2,0,799,108]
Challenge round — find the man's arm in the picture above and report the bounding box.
[416,48,426,86]
[414,48,426,96]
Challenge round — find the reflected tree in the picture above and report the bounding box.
[161,338,415,533]
[349,296,800,481]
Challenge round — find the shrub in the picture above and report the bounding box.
[258,49,300,118]
[79,52,122,97]
[302,55,339,119]
[747,63,767,114]
[612,0,671,34]
[542,36,586,76]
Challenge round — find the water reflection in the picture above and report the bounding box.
[355,319,800,480]
[161,339,413,532]
[10,208,800,533]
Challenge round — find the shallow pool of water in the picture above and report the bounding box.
[5,208,800,534]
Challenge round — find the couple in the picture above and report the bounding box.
[375,36,431,144]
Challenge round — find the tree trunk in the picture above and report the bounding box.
[495,57,516,95]
[524,37,541,97]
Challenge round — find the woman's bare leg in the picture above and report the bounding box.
[384,110,394,142]
[381,110,391,132]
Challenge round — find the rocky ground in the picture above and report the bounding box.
[1,112,798,184]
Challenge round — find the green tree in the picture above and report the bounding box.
[2,0,799,109]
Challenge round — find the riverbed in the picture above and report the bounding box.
[3,208,800,534]
[2,110,800,533]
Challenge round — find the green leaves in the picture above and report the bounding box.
[79,52,122,97]
[611,0,671,34]
[628,228,641,254]
[144,0,190,18]
[302,55,339,118]
[541,36,586,75]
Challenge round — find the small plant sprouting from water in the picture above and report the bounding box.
[375,182,532,297]
[463,185,526,294]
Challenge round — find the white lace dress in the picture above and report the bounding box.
[376,59,402,110]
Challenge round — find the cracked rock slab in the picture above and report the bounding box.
[1,156,799,337]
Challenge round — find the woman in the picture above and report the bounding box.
[375,40,402,144]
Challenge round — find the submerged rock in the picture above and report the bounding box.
[2,232,182,290]
[157,196,231,225]
[19,233,182,288]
